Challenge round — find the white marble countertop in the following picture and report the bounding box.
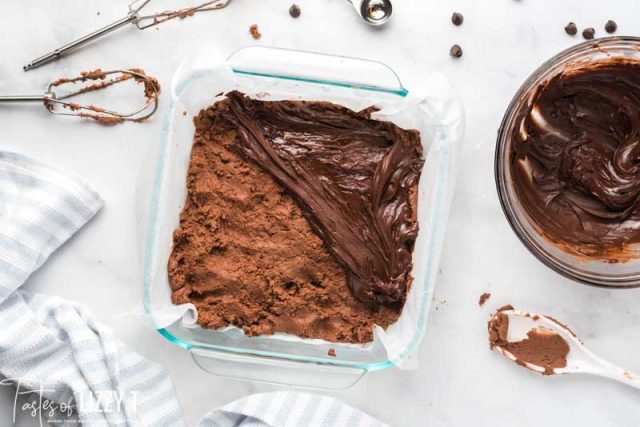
[2,0,640,425]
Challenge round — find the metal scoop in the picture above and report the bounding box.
[24,0,231,71]
[0,69,160,124]
[490,309,640,390]
[349,0,392,26]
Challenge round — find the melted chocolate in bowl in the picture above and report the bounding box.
[510,57,640,261]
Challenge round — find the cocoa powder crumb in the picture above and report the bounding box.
[478,292,491,307]
[249,24,262,40]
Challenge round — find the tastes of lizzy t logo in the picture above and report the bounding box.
[0,377,139,426]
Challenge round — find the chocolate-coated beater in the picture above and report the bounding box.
[0,69,161,124]
[23,0,231,71]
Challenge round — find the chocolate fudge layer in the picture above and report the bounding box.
[168,92,424,343]
[510,58,640,258]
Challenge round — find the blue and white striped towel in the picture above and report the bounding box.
[0,151,386,427]
[199,392,387,427]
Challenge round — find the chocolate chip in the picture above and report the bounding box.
[582,27,595,40]
[289,4,301,18]
[605,20,617,34]
[451,12,464,26]
[564,22,577,36]
[450,44,463,58]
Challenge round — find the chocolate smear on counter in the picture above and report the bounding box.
[582,27,595,39]
[564,22,577,36]
[478,292,491,307]
[509,58,640,259]
[289,4,301,18]
[451,12,464,26]
[450,44,463,58]
[605,20,617,34]
[488,308,570,375]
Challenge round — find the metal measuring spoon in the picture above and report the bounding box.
[488,308,640,389]
[349,0,392,26]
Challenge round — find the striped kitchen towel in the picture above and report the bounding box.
[0,151,387,427]
[199,392,387,427]
[0,151,184,426]
[0,151,103,302]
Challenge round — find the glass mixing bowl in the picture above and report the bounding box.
[495,36,640,288]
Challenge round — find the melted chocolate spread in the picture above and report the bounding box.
[218,91,424,305]
[511,58,640,258]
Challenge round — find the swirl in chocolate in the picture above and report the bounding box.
[218,91,424,305]
[511,58,640,258]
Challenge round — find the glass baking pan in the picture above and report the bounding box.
[140,46,464,389]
